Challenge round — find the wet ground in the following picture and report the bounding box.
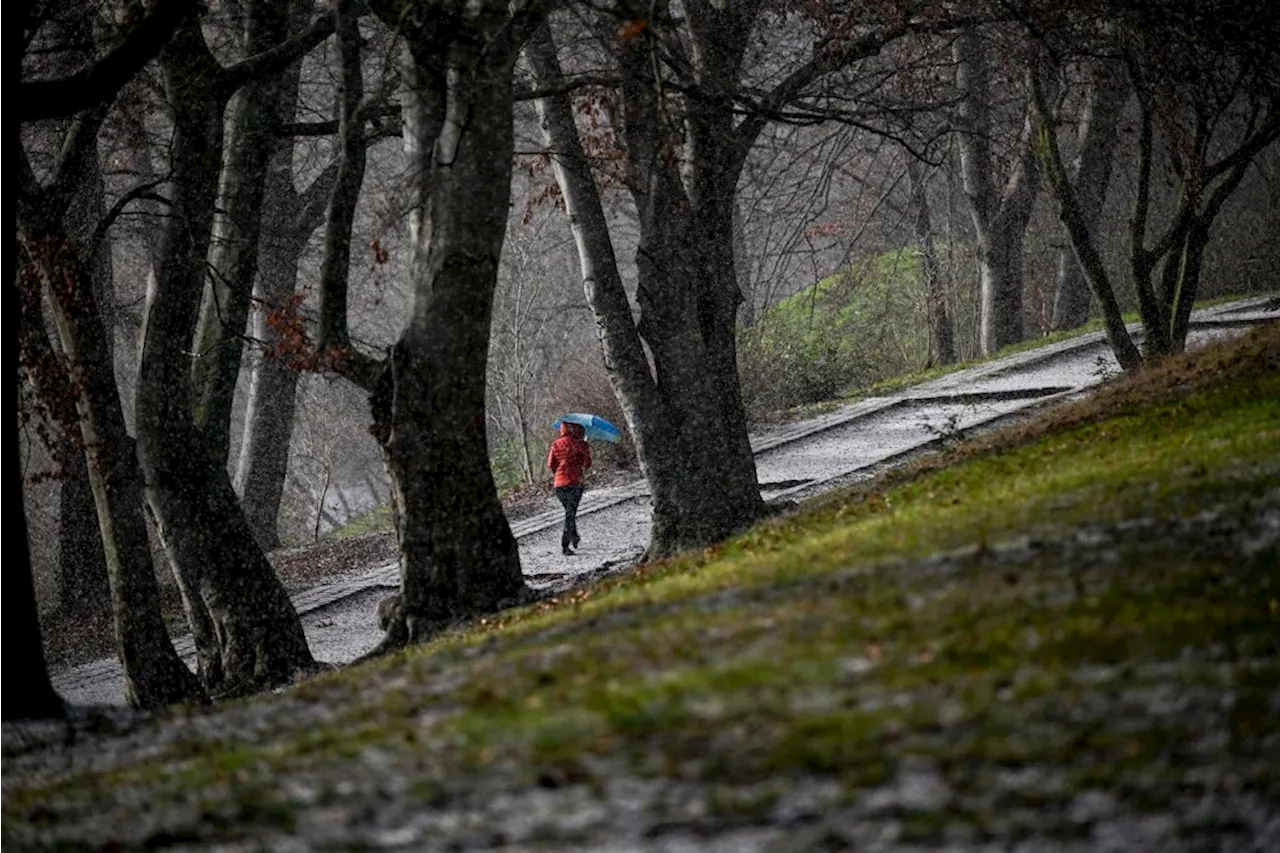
[50,298,1278,706]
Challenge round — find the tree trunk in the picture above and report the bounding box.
[636,193,768,556]
[27,237,207,709]
[6,471,66,720]
[17,108,206,710]
[25,298,112,616]
[1051,59,1127,331]
[56,134,113,615]
[234,232,305,551]
[137,19,315,696]
[1031,69,1144,371]
[10,182,66,719]
[365,8,541,651]
[191,0,293,464]
[530,22,767,561]
[954,31,1040,355]
[233,0,323,551]
[6,253,64,717]
[56,442,112,611]
[906,158,957,366]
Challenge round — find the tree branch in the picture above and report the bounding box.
[219,11,337,96]
[19,0,197,121]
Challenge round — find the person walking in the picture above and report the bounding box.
[547,421,591,555]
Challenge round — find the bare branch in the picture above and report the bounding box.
[19,0,197,121]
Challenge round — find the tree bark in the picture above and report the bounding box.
[906,157,957,366]
[234,228,306,551]
[9,127,66,718]
[55,134,114,615]
[529,16,768,561]
[17,105,207,710]
[6,0,195,717]
[233,0,328,551]
[137,17,315,696]
[19,263,110,621]
[363,0,551,651]
[954,31,1040,355]
[191,0,294,465]
[5,469,66,720]
[1050,58,1127,331]
[26,235,208,709]
[1030,68,1143,371]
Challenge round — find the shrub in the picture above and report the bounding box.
[740,248,946,418]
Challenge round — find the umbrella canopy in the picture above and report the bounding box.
[554,412,622,443]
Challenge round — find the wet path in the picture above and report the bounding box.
[52,298,1277,705]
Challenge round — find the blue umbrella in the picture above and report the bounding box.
[554,412,622,443]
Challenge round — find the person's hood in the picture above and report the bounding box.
[560,422,585,439]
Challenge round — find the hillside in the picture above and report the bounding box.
[5,324,1279,851]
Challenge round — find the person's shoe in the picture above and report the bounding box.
[571,535,581,548]
[562,547,574,556]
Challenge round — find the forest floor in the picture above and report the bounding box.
[5,320,1278,851]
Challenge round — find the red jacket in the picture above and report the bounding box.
[547,422,591,487]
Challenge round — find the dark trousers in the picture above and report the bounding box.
[555,485,584,550]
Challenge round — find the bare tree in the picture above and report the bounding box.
[1029,0,1280,367]
[134,10,333,695]
[528,3,980,557]
[350,0,556,652]
[1049,55,1128,331]
[6,0,202,717]
[953,28,1042,355]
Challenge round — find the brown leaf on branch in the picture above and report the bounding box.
[618,19,647,41]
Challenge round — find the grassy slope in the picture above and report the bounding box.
[5,325,1279,849]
